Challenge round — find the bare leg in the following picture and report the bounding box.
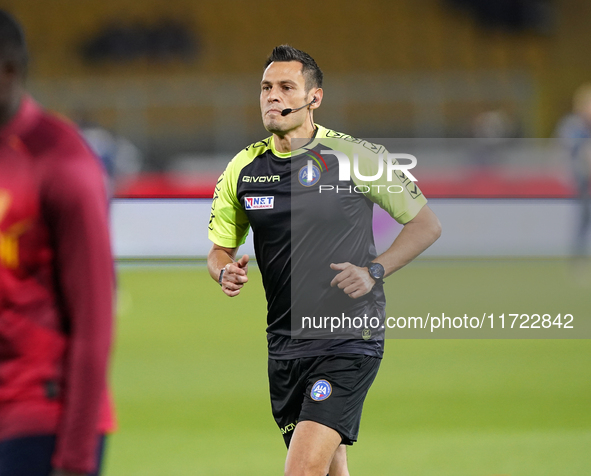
[328,445,350,476]
[284,421,345,476]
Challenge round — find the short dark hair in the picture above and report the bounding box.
[0,10,28,72]
[265,45,323,91]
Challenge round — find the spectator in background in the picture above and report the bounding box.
[0,10,114,476]
[77,113,144,198]
[556,84,591,259]
[468,108,518,176]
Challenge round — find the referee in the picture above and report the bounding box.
[207,45,441,476]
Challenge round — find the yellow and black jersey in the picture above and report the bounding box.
[209,125,427,359]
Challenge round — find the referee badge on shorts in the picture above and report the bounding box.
[311,379,332,401]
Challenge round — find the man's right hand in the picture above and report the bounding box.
[220,254,249,297]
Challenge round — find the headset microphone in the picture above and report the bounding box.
[281,97,316,116]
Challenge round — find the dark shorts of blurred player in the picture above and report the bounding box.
[0,435,106,476]
[269,353,381,447]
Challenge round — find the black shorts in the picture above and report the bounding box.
[268,353,381,448]
[0,434,106,476]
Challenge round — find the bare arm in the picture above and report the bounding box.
[377,204,442,276]
[331,205,441,298]
[207,244,249,297]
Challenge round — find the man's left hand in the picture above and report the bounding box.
[330,262,375,299]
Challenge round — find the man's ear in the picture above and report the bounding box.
[310,88,323,109]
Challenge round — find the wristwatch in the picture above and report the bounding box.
[368,262,385,284]
[218,268,225,286]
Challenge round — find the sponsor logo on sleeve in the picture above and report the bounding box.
[244,196,274,210]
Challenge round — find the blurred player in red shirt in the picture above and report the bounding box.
[0,10,115,476]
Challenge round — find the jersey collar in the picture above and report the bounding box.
[270,124,328,159]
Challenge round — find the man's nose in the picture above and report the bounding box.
[267,89,279,102]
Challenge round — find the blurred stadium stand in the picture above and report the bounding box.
[2,0,590,198]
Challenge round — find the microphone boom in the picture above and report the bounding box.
[281,98,315,117]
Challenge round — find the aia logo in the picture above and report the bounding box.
[310,379,332,402]
[298,150,328,187]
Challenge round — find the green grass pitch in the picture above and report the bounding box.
[103,259,591,476]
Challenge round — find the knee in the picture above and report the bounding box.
[284,463,329,476]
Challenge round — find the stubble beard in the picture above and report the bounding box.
[263,116,289,135]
